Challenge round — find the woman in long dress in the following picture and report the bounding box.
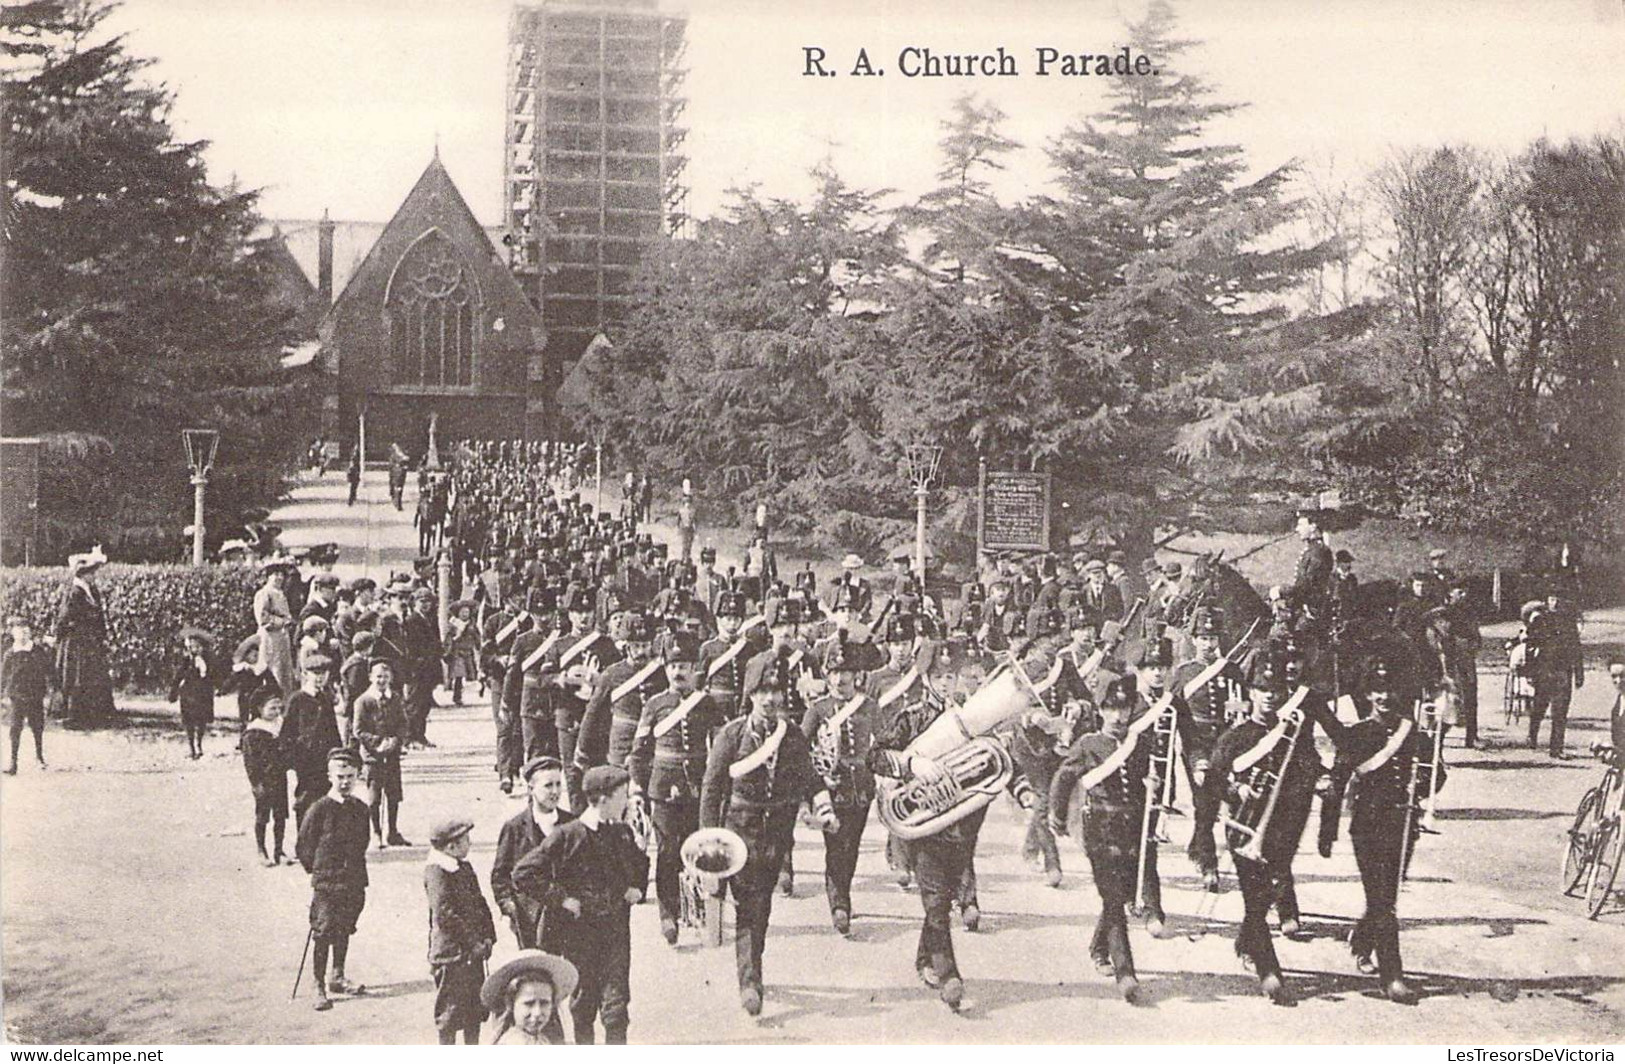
[254,562,296,697]
[55,547,116,725]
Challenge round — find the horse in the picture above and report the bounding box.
[1161,552,1271,656]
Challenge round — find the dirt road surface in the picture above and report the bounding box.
[4,472,1622,1044]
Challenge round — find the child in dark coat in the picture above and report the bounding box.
[169,627,220,759]
[3,617,53,774]
[241,689,291,865]
[296,746,372,1011]
[424,817,497,1044]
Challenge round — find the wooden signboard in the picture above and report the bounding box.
[978,469,1051,553]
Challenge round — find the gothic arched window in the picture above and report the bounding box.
[386,230,479,388]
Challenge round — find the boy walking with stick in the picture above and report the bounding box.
[295,747,371,1011]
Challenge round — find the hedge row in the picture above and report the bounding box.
[0,564,264,695]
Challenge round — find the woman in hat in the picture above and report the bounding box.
[55,546,115,726]
[254,560,297,697]
[169,627,220,759]
[482,951,580,1045]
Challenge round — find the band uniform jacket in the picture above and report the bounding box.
[701,713,825,829]
[801,692,876,807]
[1049,728,1152,859]
[579,655,668,770]
[1203,711,1324,865]
[1321,713,1445,851]
[1171,657,1247,769]
[424,855,497,966]
[509,626,554,720]
[629,689,728,803]
[492,806,578,942]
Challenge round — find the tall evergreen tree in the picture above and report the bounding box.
[1,0,311,559]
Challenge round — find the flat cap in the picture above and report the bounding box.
[521,755,563,781]
[581,764,631,800]
[430,816,475,849]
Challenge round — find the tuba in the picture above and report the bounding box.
[679,827,748,947]
[875,663,1035,840]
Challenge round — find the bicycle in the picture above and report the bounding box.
[1562,743,1622,919]
[1503,636,1533,727]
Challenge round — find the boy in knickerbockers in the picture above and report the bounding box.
[296,747,372,1011]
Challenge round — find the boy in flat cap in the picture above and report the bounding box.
[284,655,343,831]
[296,747,372,1011]
[355,657,410,847]
[512,764,648,1044]
[493,756,576,951]
[425,816,497,1044]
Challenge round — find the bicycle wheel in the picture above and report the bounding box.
[1564,788,1600,895]
[1587,820,1622,919]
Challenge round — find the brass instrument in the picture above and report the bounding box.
[1135,695,1179,912]
[678,828,748,947]
[1221,686,1311,863]
[811,694,866,788]
[875,661,1036,840]
[1398,691,1448,889]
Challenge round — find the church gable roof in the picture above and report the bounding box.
[326,153,541,334]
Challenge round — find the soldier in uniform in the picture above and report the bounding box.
[866,643,984,1013]
[699,588,749,719]
[1203,653,1307,1005]
[801,633,878,934]
[700,650,837,1016]
[1284,508,1335,635]
[1049,676,1151,1003]
[628,630,728,945]
[577,614,668,782]
[1318,658,1444,1004]
[1172,608,1248,890]
[1009,610,1072,887]
[1126,639,1183,935]
[553,590,621,806]
[508,592,560,764]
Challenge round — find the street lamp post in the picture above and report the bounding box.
[904,442,944,582]
[182,429,220,566]
[591,427,608,514]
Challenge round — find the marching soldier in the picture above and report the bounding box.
[1126,639,1183,935]
[628,630,728,946]
[1318,658,1445,1004]
[699,589,750,718]
[1010,612,1072,887]
[1172,608,1248,889]
[700,650,838,1016]
[801,633,878,934]
[1049,676,1152,1003]
[575,612,667,780]
[553,590,621,805]
[866,643,984,1013]
[1203,654,1304,1005]
[509,592,559,763]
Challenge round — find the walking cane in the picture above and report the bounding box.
[291,927,314,1000]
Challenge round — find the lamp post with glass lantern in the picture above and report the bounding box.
[182,429,220,566]
[904,442,943,583]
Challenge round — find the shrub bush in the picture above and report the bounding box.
[0,564,264,696]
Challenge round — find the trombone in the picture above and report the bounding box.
[1398,690,1448,890]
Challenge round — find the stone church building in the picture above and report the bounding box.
[292,153,552,458]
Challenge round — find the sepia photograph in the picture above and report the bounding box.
[2,0,1623,1048]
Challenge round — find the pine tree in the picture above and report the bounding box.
[1,0,311,559]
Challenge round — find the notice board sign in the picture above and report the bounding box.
[979,470,1051,553]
